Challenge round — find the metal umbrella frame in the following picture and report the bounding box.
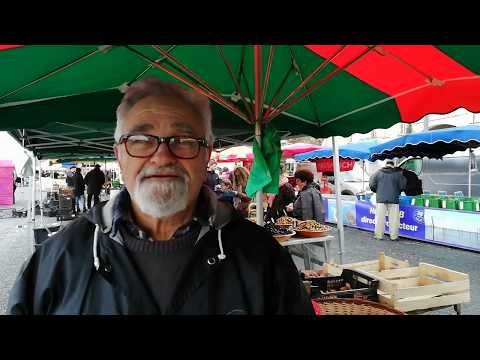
[3,45,480,263]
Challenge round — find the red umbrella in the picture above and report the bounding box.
[281,143,322,158]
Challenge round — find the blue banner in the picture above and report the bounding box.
[355,200,425,239]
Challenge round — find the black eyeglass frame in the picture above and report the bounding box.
[118,134,209,159]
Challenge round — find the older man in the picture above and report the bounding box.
[369,160,407,241]
[8,77,313,315]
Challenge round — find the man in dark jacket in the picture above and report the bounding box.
[292,170,324,223]
[8,77,313,315]
[369,160,407,241]
[66,166,75,187]
[84,164,106,209]
[72,167,86,213]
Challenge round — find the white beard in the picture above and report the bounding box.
[132,166,190,219]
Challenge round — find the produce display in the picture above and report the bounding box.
[264,221,292,236]
[276,216,296,226]
[296,220,331,232]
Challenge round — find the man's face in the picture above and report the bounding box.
[114,95,212,218]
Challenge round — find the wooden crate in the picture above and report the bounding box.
[324,252,410,276]
[364,263,470,312]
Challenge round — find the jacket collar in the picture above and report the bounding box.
[85,185,235,243]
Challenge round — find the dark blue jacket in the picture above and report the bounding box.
[8,188,313,315]
[369,166,407,204]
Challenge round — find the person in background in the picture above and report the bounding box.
[215,179,237,207]
[221,167,231,182]
[66,166,75,187]
[72,167,86,213]
[84,164,106,209]
[369,159,407,241]
[231,166,251,218]
[205,160,220,191]
[266,173,296,221]
[291,169,324,223]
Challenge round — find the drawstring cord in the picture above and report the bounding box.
[217,228,226,261]
[93,224,227,270]
[93,225,100,270]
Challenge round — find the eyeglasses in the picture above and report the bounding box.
[118,134,209,159]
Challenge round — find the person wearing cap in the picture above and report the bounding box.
[369,160,407,241]
[84,164,106,209]
[8,76,313,315]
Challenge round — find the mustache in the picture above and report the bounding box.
[138,165,189,181]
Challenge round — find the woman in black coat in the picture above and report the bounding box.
[292,169,324,223]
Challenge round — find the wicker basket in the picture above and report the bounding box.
[314,298,406,315]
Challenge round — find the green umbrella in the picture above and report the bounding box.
[3,45,480,260]
[2,45,480,136]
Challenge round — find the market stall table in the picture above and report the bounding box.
[280,235,334,270]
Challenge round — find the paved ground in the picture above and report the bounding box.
[1,183,479,315]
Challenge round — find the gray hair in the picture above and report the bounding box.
[115,77,214,145]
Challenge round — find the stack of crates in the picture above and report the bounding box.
[57,187,74,221]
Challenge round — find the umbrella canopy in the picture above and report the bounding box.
[369,125,480,161]
[216,142,322,163]
[295,140,379,161]
[281,143,322,158]
[217,145,252,163]
[2,45,480,159]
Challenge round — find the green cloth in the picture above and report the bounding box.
[245,124,282,198]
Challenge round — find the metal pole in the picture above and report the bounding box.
[255,121,264,226]
[332,137,345,264]
[39,159,44,224]
[362,160,365,193]
[253,45,265,227]
[31,155,36,223]
[468,148,473,197]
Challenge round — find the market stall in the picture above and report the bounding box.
[357,125,480,252]
[295,140,380,193]
[3,45,480,264]
[0,160,15,206]
[322,190,480,253]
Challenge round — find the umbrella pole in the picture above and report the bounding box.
[39,159,44,225]
[468,148,472,197]
[332,137,345,264]
[255,121,264,226]
[253,45,265,227]
[31,155,36,223]
[362,160,365,193]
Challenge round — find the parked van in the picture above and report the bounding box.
[398,150,480,197]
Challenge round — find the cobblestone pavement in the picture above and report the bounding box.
[1,184,479,315]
